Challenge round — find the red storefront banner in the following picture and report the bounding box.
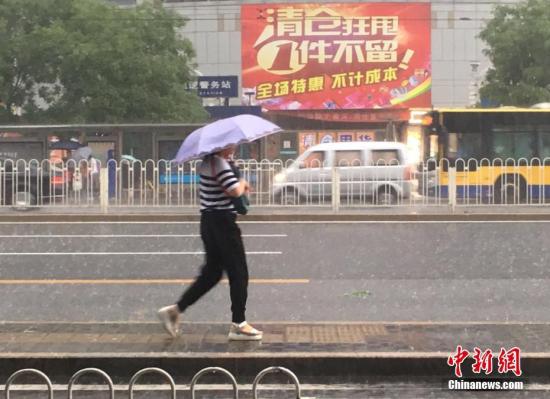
[242,3,431,110]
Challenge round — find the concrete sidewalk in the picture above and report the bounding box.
[0,321,546,381]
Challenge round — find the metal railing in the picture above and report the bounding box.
[190,367,239,399]
[3,366,301,398]
[3,157,550,210]
[129,368,176,399]
[67,368,114,399]
[252,367,301,399]
[5,369,53,399]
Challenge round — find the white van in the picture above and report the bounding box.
[272,141,414,205]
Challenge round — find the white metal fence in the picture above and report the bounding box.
[4,366,301,398]
[2,158,550,210]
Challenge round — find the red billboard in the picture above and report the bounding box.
[241,3,431,110]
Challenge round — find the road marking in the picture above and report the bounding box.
[0,251,281,256]
[241,220,550,224]
[0,278,309,285]
[0,221,200,224]
[0,234,287,238]
[1,220,550,225]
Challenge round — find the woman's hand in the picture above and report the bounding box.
[242,179,251,194]
[228,179,249,197]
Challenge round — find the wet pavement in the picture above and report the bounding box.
[1,321,550,356]
[1,211,550,397]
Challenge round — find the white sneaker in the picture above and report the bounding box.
[157,305,180,337]
[228,321,263,341]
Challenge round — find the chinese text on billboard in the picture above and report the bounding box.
[241,3,431,110]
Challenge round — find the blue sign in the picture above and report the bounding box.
[198,76,238,98]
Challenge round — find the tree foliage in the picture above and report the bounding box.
[0,0,207,123]
[479,0,550,106]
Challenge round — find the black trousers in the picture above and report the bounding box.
[177,211,248,323]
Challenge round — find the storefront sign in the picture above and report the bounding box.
[198,76,239,97]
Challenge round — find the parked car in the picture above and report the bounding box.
[0,158,52,209]
[272,142,415,205]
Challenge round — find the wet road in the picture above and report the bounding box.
[0,220,549,322]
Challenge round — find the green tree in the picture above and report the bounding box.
[0,0,207,123]
[479,0,550,106]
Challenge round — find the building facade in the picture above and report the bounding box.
[108,0,525,161]
[139,0,522,108]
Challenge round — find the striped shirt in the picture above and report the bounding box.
[199,155,240,212]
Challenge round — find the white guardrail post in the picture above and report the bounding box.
[331,166,340,212]
[100,167,109,213]
[448,166,457,211]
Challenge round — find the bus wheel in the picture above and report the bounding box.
[494,175,526,204]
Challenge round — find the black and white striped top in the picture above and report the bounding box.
[199,155,240,212]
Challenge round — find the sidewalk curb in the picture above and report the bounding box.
[0,354,544,381]
[1,321,548,380]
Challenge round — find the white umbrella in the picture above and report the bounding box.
[174,114,281,163]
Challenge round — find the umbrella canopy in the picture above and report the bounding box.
[174,114,281,163]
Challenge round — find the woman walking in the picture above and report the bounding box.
[158,145,262,341]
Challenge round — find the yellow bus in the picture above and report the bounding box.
[412,108,550,203]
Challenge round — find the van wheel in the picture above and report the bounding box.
[494,175,526,204]
[375,187,397,205]
[276,187,302,205]
[12,190,37,211]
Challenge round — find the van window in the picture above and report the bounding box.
[371,150,400,166]
[335,150,363,167]
[302,151,325,168]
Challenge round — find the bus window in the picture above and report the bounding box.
[491,128,536,160]
[447,132,482,160]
